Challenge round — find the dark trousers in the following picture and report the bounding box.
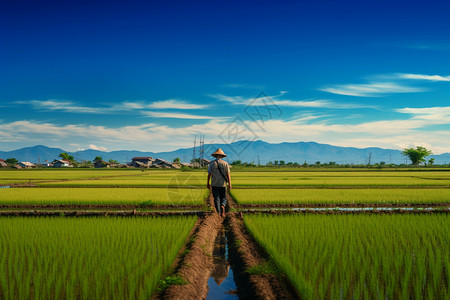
[212,186,227,214]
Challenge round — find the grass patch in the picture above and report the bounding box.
[246,261,279,275]
[157,275,187,291]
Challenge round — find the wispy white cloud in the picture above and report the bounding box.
[210,93,371,109]
[142,111,216,119]
[17,100,109,114]
[397,73,450,82]
[16,99,209,114]
[319,82,426,97]
[146,99,208,109]
[2,101,450,154]
[395,106,450,122]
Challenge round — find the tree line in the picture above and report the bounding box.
[0,146,442,168]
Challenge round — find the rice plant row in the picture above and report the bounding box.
[231,189,450,205]
[0,216,196,299]
[0,188,207,206]
[35,173,450,187]
[0,169,145,182]
[2,170,449,187]
[244,214,449,299]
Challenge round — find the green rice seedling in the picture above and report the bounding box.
[3,169,450,187]
[244,214,449,299]
[36,172,207,187]
[0,169,143,183]
[229,171,450,187]
[0,216,196,299]
[231,188,450,205]
[0,188,207,206]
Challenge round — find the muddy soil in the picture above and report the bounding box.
[239,209,449,215]
[0,204,204,209]
[158,212,223,299]
[0,210,205,217]
[236,203,450,208]
[225,195,298,299]
[232,185,450,189]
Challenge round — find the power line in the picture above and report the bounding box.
[192,134,197,166]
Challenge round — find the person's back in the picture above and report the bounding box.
[208,159,229,188]
[207,148,232,217]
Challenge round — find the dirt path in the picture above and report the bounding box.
[0,204,204,209]
[158,192,299,299]
[236,202,450,208]
[0,210,205,217]
[225,194,298,299]
[158,206,223,299]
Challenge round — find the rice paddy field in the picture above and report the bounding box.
[0,188,207,206]
[244,214,450,299]
[2,169,450,187]
[0,169,145,184]
[0,216,196,299]
[1,168,449,299]
[231,188,450,205]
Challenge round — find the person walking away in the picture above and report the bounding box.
[207,148,231,217]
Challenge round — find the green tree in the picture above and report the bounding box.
[108,159,119,164]
[59,152,75,162]
[94,156,103,162]
[402,146,432,166]
[5,158,19,165]
[173,157,181,163]
[428,158,435,166]
[231,160,242,166]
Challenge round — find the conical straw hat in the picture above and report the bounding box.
[211,148,227,157]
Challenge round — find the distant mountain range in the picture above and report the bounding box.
[1,141,450,165]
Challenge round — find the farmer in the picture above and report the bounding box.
[207,148,231,217]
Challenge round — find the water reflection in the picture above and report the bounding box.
[207,228,238,300]
[211,229,230,285]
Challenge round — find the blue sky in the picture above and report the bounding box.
[1,0,450,154]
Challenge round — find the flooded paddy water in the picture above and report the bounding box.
[207,227,238,299]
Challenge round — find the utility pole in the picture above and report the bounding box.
[192,134,197,167]
[199,134,204,168]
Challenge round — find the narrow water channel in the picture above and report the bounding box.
[206,226,238,300]
[240,207,447,212]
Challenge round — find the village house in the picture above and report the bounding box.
[52,159,72,168]
[18,162,36,168]
[152,158,180,169]
[94,160,111,168]
[127,157,180,169]
[128,157,154,168]
[0,159,7,167]
[201,158,211,166]
[132,157,154,164]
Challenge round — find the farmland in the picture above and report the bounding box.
[2,169,450,187]
[0,216,196,299]
[231,188,450,205]
[0,188,206,206]
[244,214,450,299]
[0,168,449,299]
